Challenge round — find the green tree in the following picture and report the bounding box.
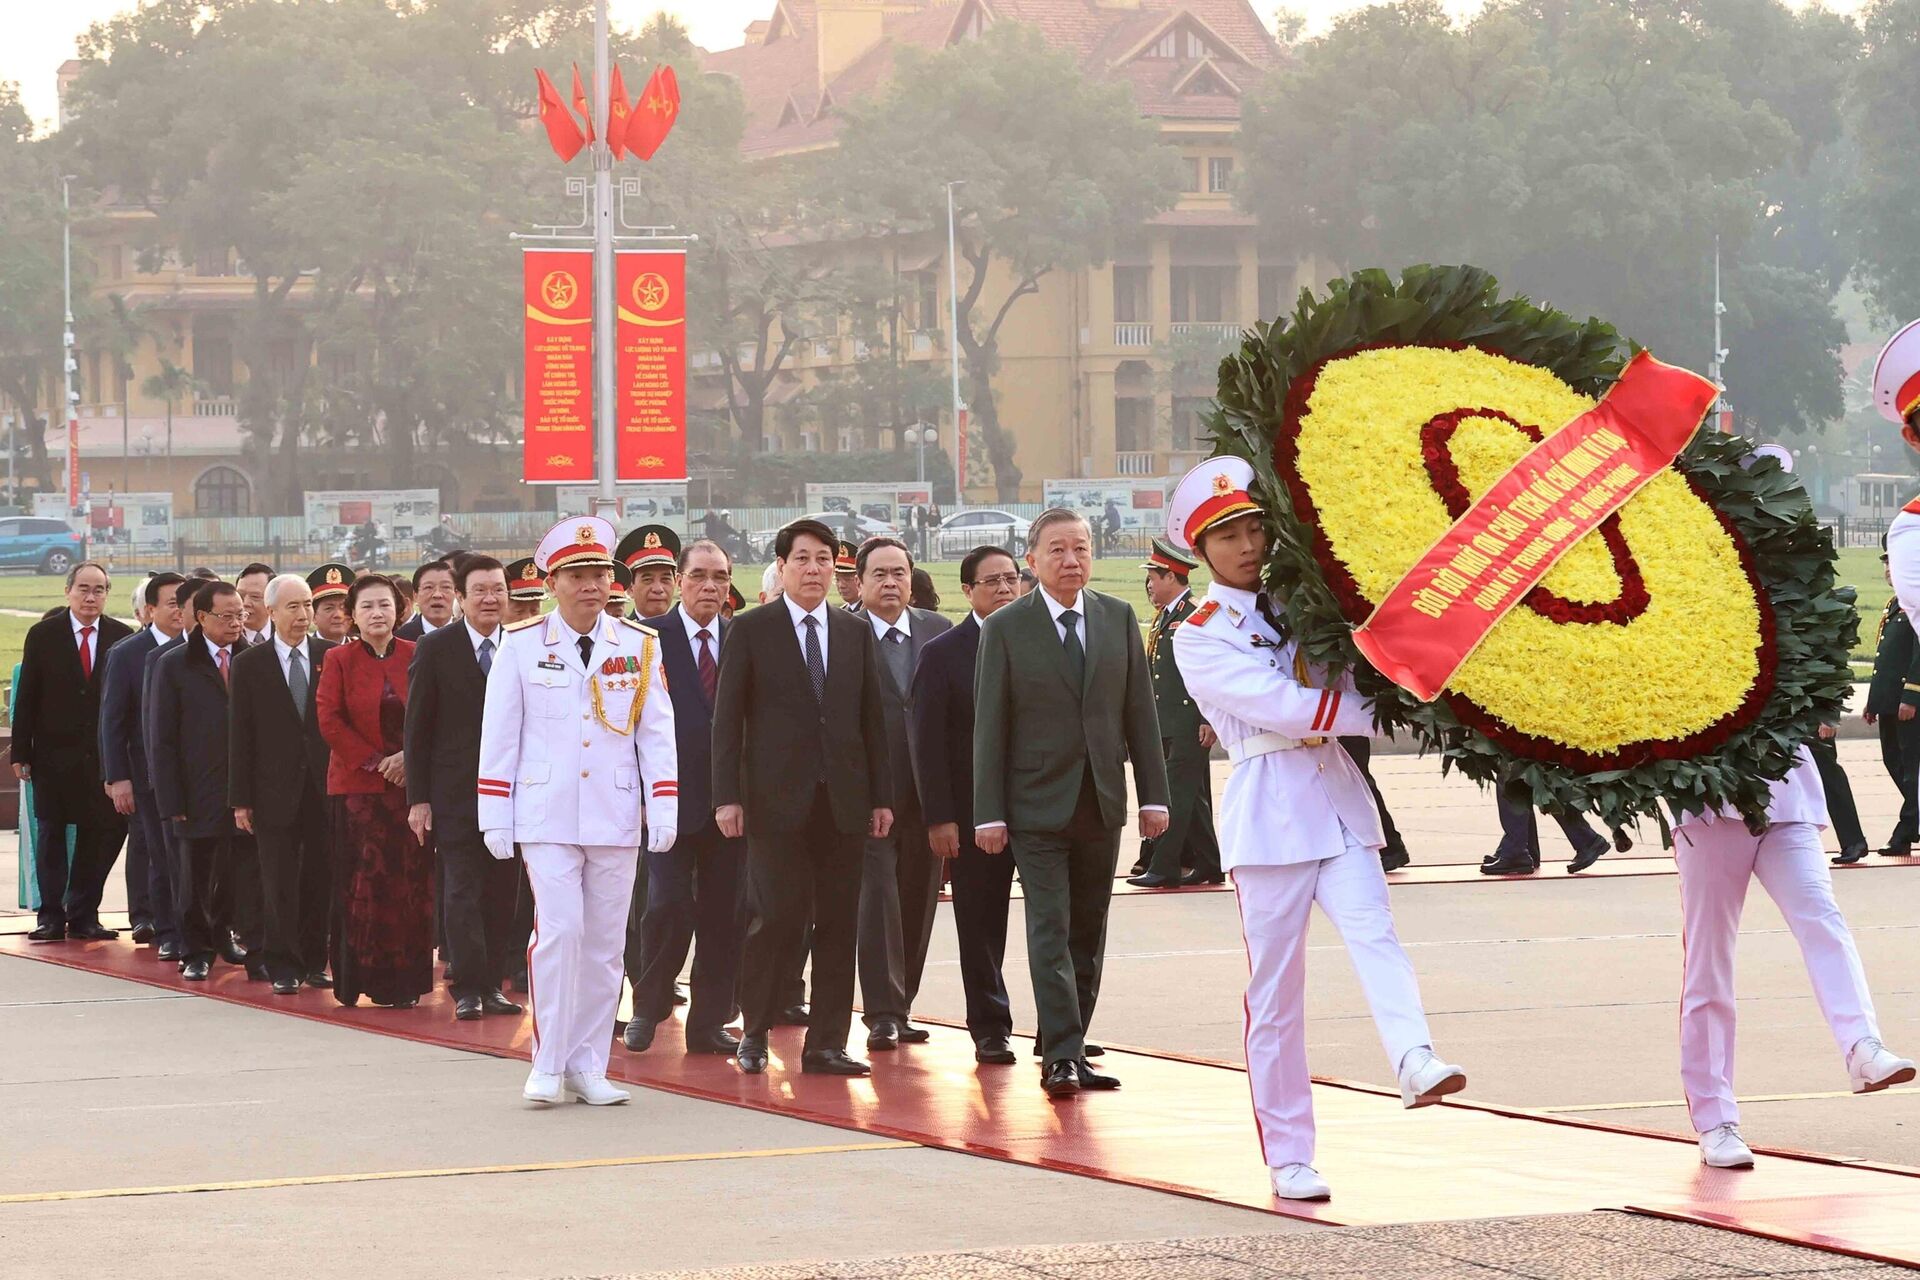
[832,23,1185,497]
[1851,0,1920,322]
[0,82,65,494]
[140,357,204,473]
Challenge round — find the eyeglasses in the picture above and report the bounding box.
[972,573,1021,589]
[205,611,244,624]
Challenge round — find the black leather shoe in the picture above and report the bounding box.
[975,1036,1017,1065]
[686,1027,742,1055]
[1380,844,1412,872]
[305,971,334,989]
[623,1017,657,1051]
[157,940,182,961]
[773,1004,810,1026]
[1833,843,1872,866]
[455,995,485,1021]
[736,1034,769,1074]
[1034,1041,1104,1058]
[26,924,65,943]
[866,1019,901,1051]
[182,957,212,981]
[1042,1060,1080,1097]
[390,997,419,1009]
[1180,870,1226,886]
[1612,829,1634,854]
[897,1022,931,1044]
[131,923,156,944]
[1480,856,1536,876]
[272,978,301,996]
[1884,843,1914,858]
[1074,1057,1121,1089]
[508,969,529,993]
[220,940,248,966]
[801,1049,871,1076]
[1126,872,1179,888]
[1567,842,1609,874]
[70,923,119,941]
[245,964,271,982]
[1127,861,1148,877]
[481,991,523,1016]
[672,982,689,1006]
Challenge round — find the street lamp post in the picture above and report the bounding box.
[944,179,965,495]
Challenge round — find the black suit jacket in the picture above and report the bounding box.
[851,604,953,822]
[711,599,891,834]
[655,610,726,835]
[13,609,133,782]
[99,625,161,792]
[403,622,490,825]
[229,634,335,826]
[148,628,238,837]
[910,613,980,833]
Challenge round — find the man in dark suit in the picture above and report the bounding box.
[975,509,1168,1096]
[849,536,951,1051]
[625,537,745,1055]
[237,562,275,648]
[230,573,337,993]
[13,561,133,941]
[911,545,1022,1063]
[713,518,893,1077]
[99,572,188,955]
[403,556,524,1018]
[1129,540,1221,888]
[397,559,457,641]
[149,580,251,980]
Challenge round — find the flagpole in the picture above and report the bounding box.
[591,0,617,514]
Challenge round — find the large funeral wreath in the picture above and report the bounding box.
[1207,265,1856,831]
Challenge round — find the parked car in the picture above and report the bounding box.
[0,517,86,576]
[754,511,896,559]
[930,508,1025,559]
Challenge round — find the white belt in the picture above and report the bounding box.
[1227,731,1328,764]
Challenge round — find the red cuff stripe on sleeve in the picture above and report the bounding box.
[1320,691,1340,730]
[1310,691,1330,733]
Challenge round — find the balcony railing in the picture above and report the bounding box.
[1113,323,1153,347]
[195,397,238,417]
[1170,322,1242,341]
[1115,451,1157,476]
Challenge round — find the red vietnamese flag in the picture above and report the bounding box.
[607,64,632,160]
[570,62,596,142]
[534,68,585,163]
[627,64,680,161]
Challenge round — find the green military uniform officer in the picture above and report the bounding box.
[1857,542,1920,860]
[1129,539,1223,888]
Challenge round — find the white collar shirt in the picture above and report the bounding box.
[1039,588,1087,649]
[148,623,172,646]
[465,619,500,657]
[204,634,232,665]
[783,595,830,672]
[678,604,721,652]
[272,633,306,683]
[867,607,911,645]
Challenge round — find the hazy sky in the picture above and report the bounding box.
[5,0,1866,130]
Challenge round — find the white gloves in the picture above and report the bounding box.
[646,825,677,854]
[483,829,515,861]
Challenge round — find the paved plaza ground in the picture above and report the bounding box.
[3,741,1916,1278]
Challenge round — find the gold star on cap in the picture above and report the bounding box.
[1213,473,1233,497]
[326,567,343,584]
[576,524,596,544]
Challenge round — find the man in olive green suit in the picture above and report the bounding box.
[1130,539,1221,888]
[975,509,1169,1098]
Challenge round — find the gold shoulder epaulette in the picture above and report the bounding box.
[504,616,544,632]
[1189,600,1220,627]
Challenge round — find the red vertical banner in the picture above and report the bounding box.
[67,418,79,507]
[614,250,687,481]
[523,248,594,483]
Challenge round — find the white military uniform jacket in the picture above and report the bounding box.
[1888,503,1920,633]
[1672,743,1826,833]
[1174,581,1383,869]
[476,609,677,845]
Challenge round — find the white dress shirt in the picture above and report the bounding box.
[416,615,446,636]
[678,604,721,652]
[867,606,911,643]
[465,619,500,657]
[148,623,172,646]
[784,594,830,671]
[70,611,98,670]
[245,623,274,647]
[205,635,233,665]
[273,633,306,684]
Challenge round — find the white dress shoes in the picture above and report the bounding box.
[1397,1046,1467,1109]
[1847,1037,1916,1094]
[565,1072,631,1106]
[1698,1122,1755,1168]
[1269,1163,1331,1201]
[523,1069,564,1104]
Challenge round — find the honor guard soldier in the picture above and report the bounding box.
[477,516,678,1106]
[307,563,355,644]
[1167,458,1465,1202]
[1129,538,1222,888]
[1857,533,1920,862]
[504,557,546,625]
[835,540,862,608]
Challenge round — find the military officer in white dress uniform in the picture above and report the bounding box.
[1167,458,1465,1202]
[1879,318,1920,630]
[1672,747,1913,1169]
[478,516,678,1106]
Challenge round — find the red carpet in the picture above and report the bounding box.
[7,935,1920,1266]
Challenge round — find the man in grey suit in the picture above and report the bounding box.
[975,508,1169,1097]
[852,536,952,1050]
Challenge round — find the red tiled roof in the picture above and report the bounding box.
[704,0,1280,157]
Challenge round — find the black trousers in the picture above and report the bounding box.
[1011,773,1119,1065]
[1493,787,1606,865]
[947,835,1016,1044]
[256,785,332,983]
[1810,735,1866,851]
[1144,733,1220,879]
[737,785,863,1053]
[30,769,126,931]
[123,800,152,929]
[439,818,520,1000]
[134,790,179,947]
[507,853,533,983]
[629,824,745,1031]
[175,831,231,962]
[1341,737,1406,855]
[1877,714,1920,847]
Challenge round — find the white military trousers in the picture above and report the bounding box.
[1673,820,1879,1132]
[1231,828,1433,1168]
[523,842,639,1079]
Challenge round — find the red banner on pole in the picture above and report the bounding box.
[523,248,595,484]
[1351,352,1719,702]
[614,250,687,481]
[66,417,79,507]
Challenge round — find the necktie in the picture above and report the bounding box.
[881,625,911,692]
[217,646,230,687]
[1058,608,1086,689]
[802,615,826,703]
[696,628,717,702]
[287,648,307,719]
[577,634,593,669]
[478,637,495,676]
[1254,594,1290,643]
[78,625,94,679]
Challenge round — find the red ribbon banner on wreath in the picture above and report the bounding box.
[1352,351,1720,702]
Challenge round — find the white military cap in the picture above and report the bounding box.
[1872,317,1920,424]
[1166,456,1259,553]
[536,515,619,574]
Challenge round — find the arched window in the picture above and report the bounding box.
[194,465,252,516]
